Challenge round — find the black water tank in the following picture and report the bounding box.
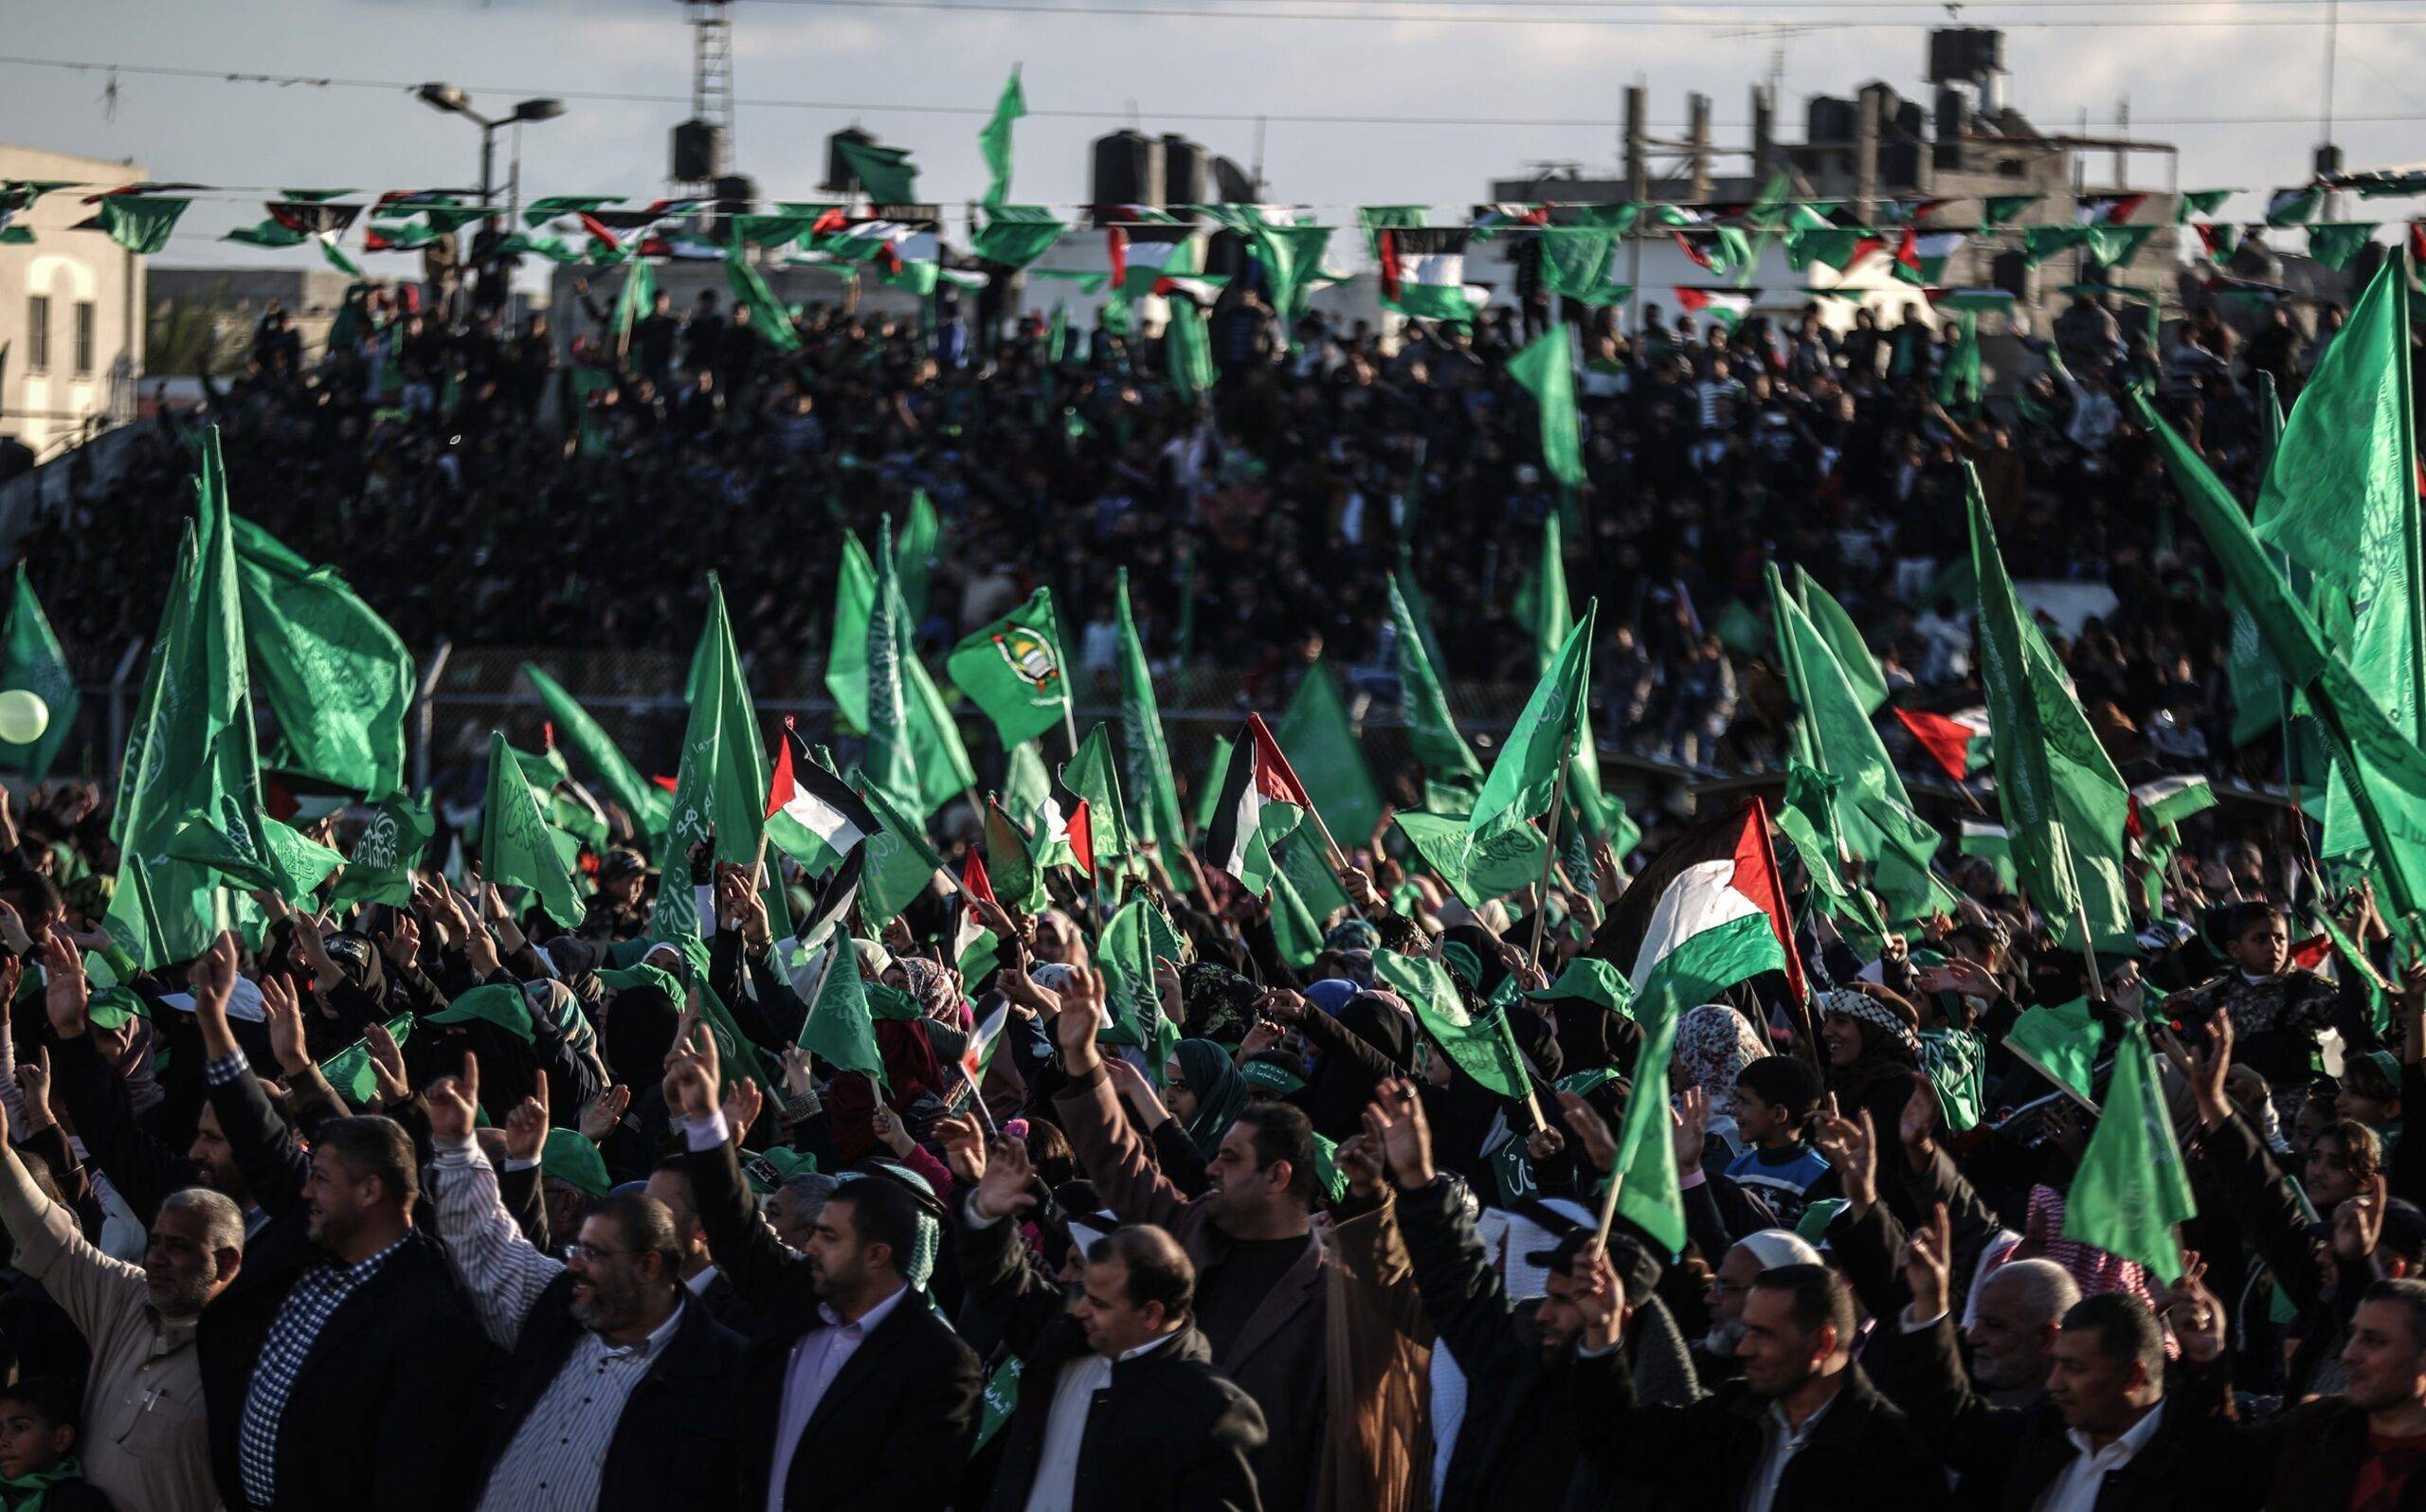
[1928,27,2004,82]
[1211,155,1257,203]
[1807,96,1856,148]
[672,118,727,184]
[1163,135,1208,211]
[1092,131,1166,210]
[825,127,876,193]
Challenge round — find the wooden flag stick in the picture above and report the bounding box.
[1525,786,1568,970]
[1594,1167,1629,1246]
[959,1062,1000,1137]
[1061,694,1081,763]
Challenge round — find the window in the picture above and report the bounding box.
[72,301,95,377]
[24,295,47,372]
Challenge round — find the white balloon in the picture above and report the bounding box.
[0,691,49,746]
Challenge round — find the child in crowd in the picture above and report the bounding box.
[0,1377,110,1511]
[1723,1055,1835,1229]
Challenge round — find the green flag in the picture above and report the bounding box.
[1373,949,1529,1100]
[2005,997,2104,1108]
[971,207,1066,270]
[0,567,78,780]
[825,533,876,735]
[1506,329,1586,488]
[1767,563,1952,924]
[106,431,271,968]
[979,66,1027,206]
[1795,567,1889,716]
[1004,740,1053,837]
[2139,390,2426,927]
[903,646,978,820]
[610,260,656,366]
[1274,657,1384,852]
[322,1014,414,1107]
[1967,473,2134,950]
[95,196,189,254]
[228,518,412,800]
[520,662,672,836]
[2060,1022,2196,1277]
[946,587,1070,749]
[724,250,803,354]
[2253,255,2426,901]
[1518,515,1620,843]
[836,139,918,205]
[1167,297,1216,401]
[1397,809,1547,909]
[984,800,1044,910]
[857,783,953,927]
[329,792,434,909]
[1387,572,1485,812]
[1605,990,1687,1254]
[1060,722,1132,864]
[1537,226,1629,306]
[1468,603,1595,847]
[1095,895,1165,1046]
[1114,569,1188,849]
[653,575,771,940]
[800,938,886,1088]
[863,519,921,820]
[1192,734,1234,834]
[481,730,585,927]
[896,490,941,624]
[1937,311,1982,412]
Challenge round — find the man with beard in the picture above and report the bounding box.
[1697,1230,1825,1382]
[180,932,489,1511]
[0,1089,239,1512]
[425,1053,745,1510]
[667,1021,981,1510]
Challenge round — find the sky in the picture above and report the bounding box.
[7,0,2426,271]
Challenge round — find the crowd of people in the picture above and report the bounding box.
[9,239,2345,791]
[0,234,2400,1512]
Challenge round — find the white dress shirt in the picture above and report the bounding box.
[1023,1334,1179,1512]
[1744,1384,1842,1512]
[764,1282,910,1512]
[2033,1403,2163,1512]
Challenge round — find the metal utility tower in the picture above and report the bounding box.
[672,0,735,196]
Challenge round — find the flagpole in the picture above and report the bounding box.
[958,1062,1000,1137]
[1060,692,1081,763]
[1593,1167,1628,1247]
[1525,786,1568,969]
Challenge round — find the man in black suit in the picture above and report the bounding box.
[183,937,490,1511]
[948,1124,1266,1512]
[665,1022,980,1510]
[425,1054,746,1510]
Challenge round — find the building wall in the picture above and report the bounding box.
[147,267,360,372]
[0,145,146,459]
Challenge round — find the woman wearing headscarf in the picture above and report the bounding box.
[1819,984,1928,1137]
[1674,1003,1770,1162]
[1282,988,1419,1141]
[1095,1038,1255,1197]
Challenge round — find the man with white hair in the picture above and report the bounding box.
[1696,1230,1826,1382]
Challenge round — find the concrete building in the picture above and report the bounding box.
[0,145,146,460]
[146,266,361,374]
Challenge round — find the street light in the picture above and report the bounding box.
[413,82,566,225]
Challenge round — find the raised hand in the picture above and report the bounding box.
[378,912,421,971]
[1364,1077,1436,1189]
[1898,1078,1940,1159]
[262,974,312,1076]
[426,1052,480,1143]
[1569,1241,1630,1351]
[1237,1019,1284,1060]
[969,1133,1038,1222]
[868,1099,914,1158]
[1340,866,1381,909]
[1556,1089,1618,1172]
[1526,1125,1567,1162]
[580,1084,631,1143]
[2163,1251,2227,1364]
[2336,1172,2390,1262]
[362,1020,411,1107]
[1901,1201,1953,1323]
[1053,966,1106,1074]
[502,1083,550,1166]
[1672,1085,1710,1172]
[1812,1107,1878,1215]
[2190,1008,2235,1129]
[1260,987,1309,1026]
[13,1046,53,1135]
[40,925,87,1039]
[661,1020,720,1123]
[779,1046,815,1099]
[934,1112,987,1187]
[1333,1132,1385,1199]
[190,931,238,1016]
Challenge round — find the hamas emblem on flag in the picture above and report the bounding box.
[992,626,1061,697]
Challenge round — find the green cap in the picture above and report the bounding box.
[541,1128,611,1197]
[595,962,682,1000]
[866,982,923,1023]
[425,983,534,1043]
[742,1146,820,1195]
[85,986,146,1031]
[1240,1056,1307,1095]
[1796,1197,1850,1245]
[1555,1066,1622,1098]
[1440,941,1484,989]
[1309,1131,1349,1205]
[1526,958,1636,1019]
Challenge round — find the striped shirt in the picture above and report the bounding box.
[430,1138,685,1511]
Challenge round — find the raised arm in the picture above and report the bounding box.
[194,937,313,1219]
[425,1054,565,1350]
[1047,967,1189,1229]
[666,1019,806,1307]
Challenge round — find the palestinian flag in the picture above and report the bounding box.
[2177,189,2236,221]
[950,846,997,972]
[1113,230,1198,298]
[1675,287,1752,328]
[2127,774,2216,837]
[1381,228,1486,322]
[766,720,877,857]
[1927,287,2017,314]
[1627,799,1802,1008]
[1470,203,1551,239]
[1893,229,1964,287]
[1878,197,1947,225]
[1674,227,1753,280]
[1894,706,1993,781]
[2076,192,2150,225]
[2192,222,2241,260]
[960,999,1012,1087]
[1037,793,1094,875]
[789,846,864,957]
[1204,713,1313,896]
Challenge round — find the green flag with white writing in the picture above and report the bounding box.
[229,518,412,800]
[482,730,585,928]
[0,567,77,781]
[1114,569,1187,848]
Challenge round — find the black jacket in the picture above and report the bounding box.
[1394,1174,1592,1512]
[954,1197,1267,1512]
[1570,1348,1950,1511]
[1866,1310,2238,1512]
[193,1062,490,1512]
[473,1269,747,1512]
[685,1137,981,1509]
[2226,1393,2426,1510]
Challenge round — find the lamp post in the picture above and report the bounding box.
[414,84,566,227]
